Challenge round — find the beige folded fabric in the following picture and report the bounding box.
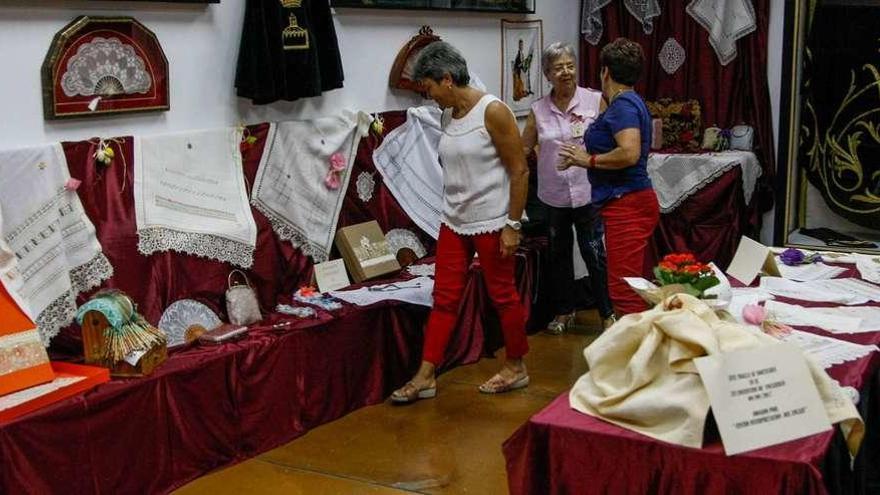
[569,294,864,455]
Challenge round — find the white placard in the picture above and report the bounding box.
[726,236,780,286]
[313,259,351,293]
[694,344,831,455]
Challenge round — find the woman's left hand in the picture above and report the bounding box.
[500,226,521,258]
[557,144,591,171]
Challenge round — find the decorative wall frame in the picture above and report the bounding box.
[332,0,534,14]
[501,19,543,117]
[389,25,442,94]
[775,0,880,253]
[41,16,170,120]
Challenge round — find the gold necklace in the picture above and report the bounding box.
[610,87,633,103]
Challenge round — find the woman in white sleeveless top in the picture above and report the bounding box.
[391,42,531,403]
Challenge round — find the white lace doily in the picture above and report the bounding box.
[356,171,375,203]
[659,38,686,75]
[385,228,427,259]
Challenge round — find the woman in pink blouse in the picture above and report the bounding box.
[522,42,615,332]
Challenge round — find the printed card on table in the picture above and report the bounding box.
[694,344,831,455]
[313,259,351,293]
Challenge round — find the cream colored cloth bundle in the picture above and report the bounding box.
[569,294,864,455]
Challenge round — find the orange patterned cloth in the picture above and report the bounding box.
[0,284,54,397]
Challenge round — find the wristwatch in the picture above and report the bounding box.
[505,218,522,231]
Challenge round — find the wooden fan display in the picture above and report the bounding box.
[388,25,441,95]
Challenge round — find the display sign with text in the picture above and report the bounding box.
[694,344,831,455]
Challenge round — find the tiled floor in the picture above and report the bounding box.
[176,311,601,494]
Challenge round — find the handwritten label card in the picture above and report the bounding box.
[694,344,831,455]
[313,259,351,293]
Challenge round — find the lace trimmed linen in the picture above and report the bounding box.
[373,106,444,239]
[624,0,661,35]
[687,0,757,66]
[252,111,372,262]
[385,228,427,259]
[0,144,113,346]
[134,128,257,268]
[581,0,612,45]
[647,151,762,213]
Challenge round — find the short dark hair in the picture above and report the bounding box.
[600,38,644,86]
[412,41,471,87]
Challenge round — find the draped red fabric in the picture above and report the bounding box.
[579,0,775,210]
[650,167,760,270]
[0,112,549,493]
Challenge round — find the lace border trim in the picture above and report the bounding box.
[441,217,507,237]
[251,199,329,262]
[33,252,114,346]
[658,161,737,213]
[137,227,255,269]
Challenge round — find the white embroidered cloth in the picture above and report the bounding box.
[780,330,879,370]
[373,106,444,239]
[0,144,113,345]
[0,376,85,412]
[330,276,434,307]
[687,0,757,66]
[135,128,257,268]
[647,150,762,213]
[253,111,371,262]
[581,0,612,45]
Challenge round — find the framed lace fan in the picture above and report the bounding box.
[41,16,170,120]
[388,26,441,95]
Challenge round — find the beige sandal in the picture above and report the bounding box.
[390,381,437,404]
[478,373,530,394]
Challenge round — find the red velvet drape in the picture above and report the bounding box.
[580,1,775,210]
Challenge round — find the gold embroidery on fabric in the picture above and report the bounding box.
[282,13,310,51]
[280,0,303,7]
[802,40,880,216]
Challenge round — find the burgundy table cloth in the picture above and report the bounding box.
[0,113,550,494]
[504,266,880,495]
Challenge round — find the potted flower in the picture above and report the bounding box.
[653,253,720,299]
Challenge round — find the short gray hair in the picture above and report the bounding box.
[541,42,577,76]
[412,41,471,87]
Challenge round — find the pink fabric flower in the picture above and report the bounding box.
[64,178,82,191]
[324,153,347,189]
[742,304,767,326]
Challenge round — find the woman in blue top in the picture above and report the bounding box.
[557,38,659,316]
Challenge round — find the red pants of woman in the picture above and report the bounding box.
[422,225,529,366]
[601,188,660,315]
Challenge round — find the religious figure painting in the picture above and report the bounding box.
[501,19,542,116]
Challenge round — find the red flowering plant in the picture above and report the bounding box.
[653,253,720,298]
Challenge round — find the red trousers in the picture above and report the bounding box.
[422,225,529,366]
[601,188,660,315]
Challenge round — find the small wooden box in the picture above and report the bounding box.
[335,221,401,283]
[80,311,167,378]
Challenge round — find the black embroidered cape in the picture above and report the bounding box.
[235,0,344,104]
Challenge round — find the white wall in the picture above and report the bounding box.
[761,0,785,245]
[0,0,580,150]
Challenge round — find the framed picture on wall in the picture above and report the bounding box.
[331,0,534,13]
[501,19,542,117]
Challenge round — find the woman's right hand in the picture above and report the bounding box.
[557,143,590,170]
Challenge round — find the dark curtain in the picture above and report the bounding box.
[580,0,775,211]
